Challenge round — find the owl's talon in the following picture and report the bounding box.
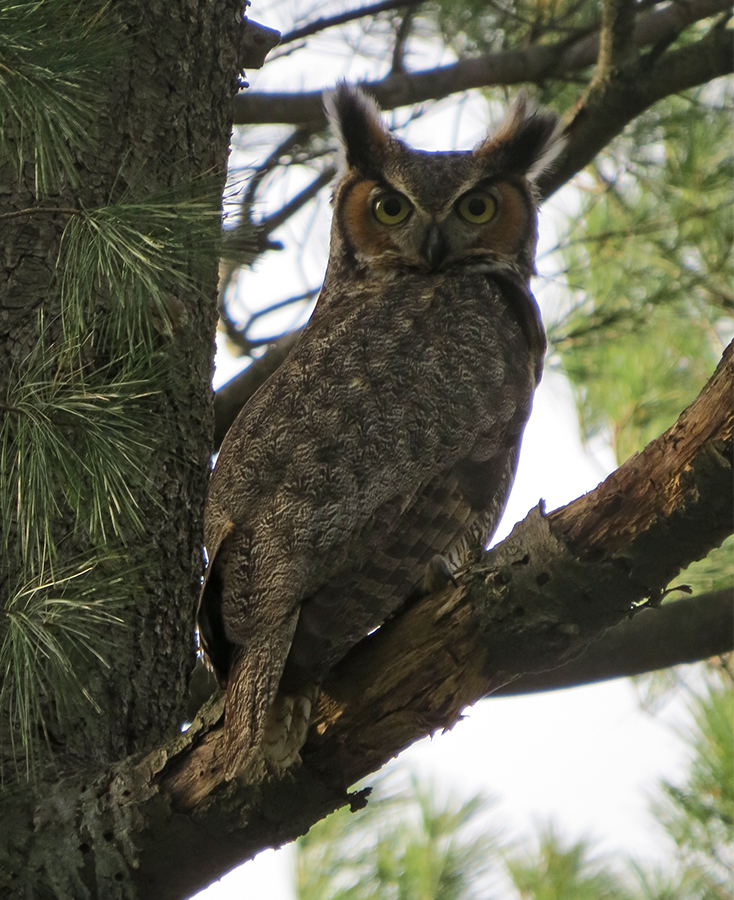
[262,684,319,772]
[423,554,458,595]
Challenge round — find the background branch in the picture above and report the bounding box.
[495,589,733,696]
[539,18,733,198]
[280,0,425,46]
[234,0,730,125]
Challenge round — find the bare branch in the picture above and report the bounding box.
[391,6,415,74]
[280,0,425,46]
[234,0,731,125]
[257,167,337,238]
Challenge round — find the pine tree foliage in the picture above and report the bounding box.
[295,772,500,900]
[434,0,598,57]
[0,557,126,779]
[0,0,121,194]
[548,85,733,465]
[59,188,225,352]
[543,84,733,597]
[504,824,634,900]
[651,670,734,899]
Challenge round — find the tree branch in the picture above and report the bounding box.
[233,0,731,125]
[494,588,733,696]
[26,340,726,899]
[593,0,639,84]
[280,0,425,46]
[257,167,337,237]
[539,14,734,198]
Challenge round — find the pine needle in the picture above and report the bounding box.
[0,556,127,779]
[1,338,161,565]
[0,0,121,194]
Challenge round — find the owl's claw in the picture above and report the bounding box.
[422,554,458,595]
[262,683,319,772]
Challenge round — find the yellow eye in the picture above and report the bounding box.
[373,193,412,225]
[457,191,497,225]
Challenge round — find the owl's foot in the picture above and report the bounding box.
[422,554,458,595]
[262,683,320,772]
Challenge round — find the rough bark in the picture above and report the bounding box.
[0,1,247,895]
[3,342,729,900]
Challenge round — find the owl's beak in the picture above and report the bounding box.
[421,224,448,271]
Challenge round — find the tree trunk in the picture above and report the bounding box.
[0,1,247,894]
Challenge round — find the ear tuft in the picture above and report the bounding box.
[324,82,392,175]
[475,92,565,183]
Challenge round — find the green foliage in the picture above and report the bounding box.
[0,337,160,567]
[0,0,120,194]
[295,772,500,900]
[504,825,634,900]
[432,0,598,57]
[549,85,733,465]
[59,188,224,352]
[678,537,734,597]
[0,557,126,778]
[651,672,734,899]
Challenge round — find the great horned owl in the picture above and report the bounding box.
[198,85,563,777]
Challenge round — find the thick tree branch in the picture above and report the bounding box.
[12,341,728,899]
[233,0,730,125]
[495,589,733,695]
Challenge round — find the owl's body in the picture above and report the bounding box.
[199,86,562,776]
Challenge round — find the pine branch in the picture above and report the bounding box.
[0,0,122,194]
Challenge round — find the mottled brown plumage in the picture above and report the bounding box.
[198,85,563,777]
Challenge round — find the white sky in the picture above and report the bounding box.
[194,5,704,895]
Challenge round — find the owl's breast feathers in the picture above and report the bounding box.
[200,271,543,690]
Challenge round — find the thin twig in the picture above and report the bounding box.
[257,167,337,238]
[391,7,415,74]
[280,0,425,46]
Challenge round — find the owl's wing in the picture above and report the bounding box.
[279,442,520,692]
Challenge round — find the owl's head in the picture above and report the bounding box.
[325,84,563,278]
